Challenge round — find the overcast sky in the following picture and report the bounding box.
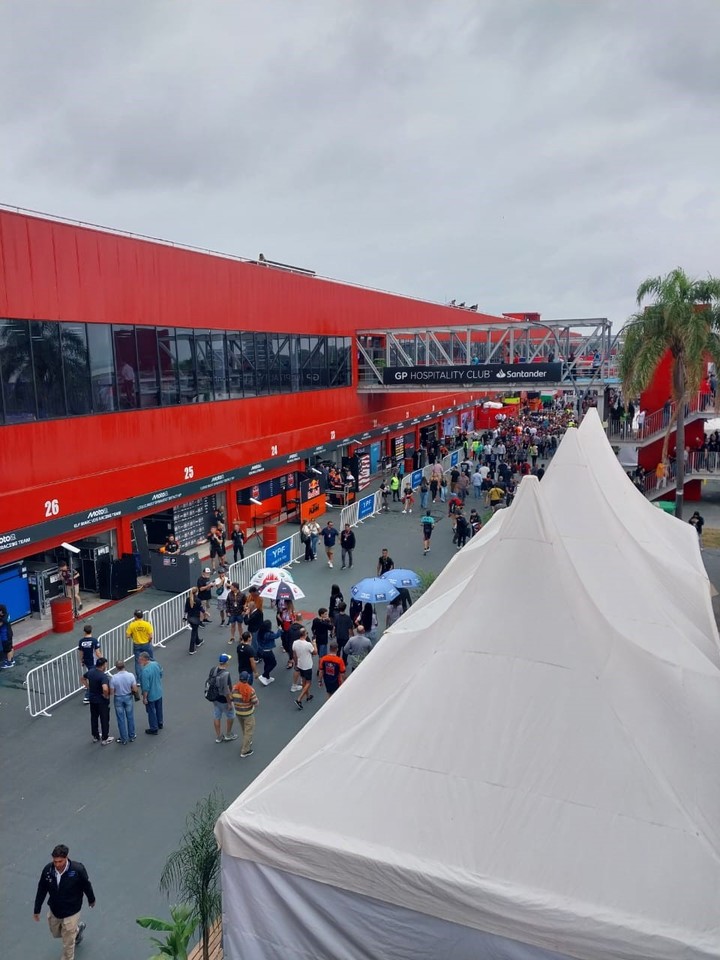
[1,1,718,331]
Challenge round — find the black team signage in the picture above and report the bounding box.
[382,364,563,385]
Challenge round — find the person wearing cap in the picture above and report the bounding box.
[231,671,259,757]
[138,652,164,735]
[197,569,214,623]
[126,610,154,678]
[211,654,237,744]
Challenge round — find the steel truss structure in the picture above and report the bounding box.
[356,317,620,392]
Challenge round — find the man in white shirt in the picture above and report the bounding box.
[292,628,317,710]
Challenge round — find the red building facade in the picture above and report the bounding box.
[0,210,496,567]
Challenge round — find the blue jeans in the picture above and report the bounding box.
[310,534,319,558]
[114,694,136,742]
[146,697,163,731]
[420,491,429,508]
[133,643,154,677]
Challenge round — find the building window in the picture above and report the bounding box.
[0,319,36,422]
[175,329,196,403]
[226,333,245,399]
[31,321,66,419]
[211,331,229,400]
[87,323,117,412]
[136,326,160,408]
[113,325,139,409]
[61,322,91,415]
[157,328,180,405]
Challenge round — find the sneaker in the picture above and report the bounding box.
[117,740,128,745]
[223,733,238,742]
[240,750,254,758]
[75,921,86,944]
[266,676,275,684]
[227,638,234,644]
[129,736,136,742]
[290,683,302,692]
[83,697,90,704]
[402,510,407,514]
[328,561,333,568]
[215,736,224,743]
[92,737,100,743]
[2,660,15,668]
[295,699,304,710]
[258,676,269,685]
[341,564,345,569]
[189,651,196,655]
[145,729,158,735]
[101,737,115,745]
[306,694,314,702]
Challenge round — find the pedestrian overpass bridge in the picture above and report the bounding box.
[356,317,620,394]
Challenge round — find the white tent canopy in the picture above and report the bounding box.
[217,467,720,960]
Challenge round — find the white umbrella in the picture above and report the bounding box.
[248,567,295,587]
[259,580,306,601]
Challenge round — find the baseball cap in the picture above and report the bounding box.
[204,567,211,574]
[218,654,231,663]
[239,671,251,682]
[134,609,144,617]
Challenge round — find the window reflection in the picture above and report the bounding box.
[136,327,160,408]
[175,330,195,403]
[113,325,138,409]
[61,322,91,415]
[87,324,117,412]
[31,321,65,419]
[157,329,180,405]
[0,319,36,422]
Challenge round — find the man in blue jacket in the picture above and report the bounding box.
[138,652,164,734]
[33,843,95,958]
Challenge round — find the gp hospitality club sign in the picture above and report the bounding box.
[382,364,563,386]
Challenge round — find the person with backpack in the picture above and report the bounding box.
[206,653,237,744]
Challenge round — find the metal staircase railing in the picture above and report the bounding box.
[606,391,715,445]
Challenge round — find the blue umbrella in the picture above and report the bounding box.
[350,577,400,603]
[381,568,421,589]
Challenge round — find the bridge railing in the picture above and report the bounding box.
[606,391,714,443]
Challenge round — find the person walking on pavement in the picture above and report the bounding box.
[77,624,101,702]
[126,609,154,677]
[82,657,114,745]
[321,520,339,567]
[184,587,204,655]
[231,671,259,757]
[292,627,317,709]
[307,519,321,559]
[138,652,164,735]
[301,520,314,561]
[225,582,245,644]
[318,640,345,698]
[236,632,260,684]
[109,660,138,744]
[401,482,415,513]
[340,523,356,569]
[454,510,470,549]
[420,513,435,555]
[197,568,214,622]
[211,653,237,743]
[332,601,355,661]
[257,619,282,685]
[33,843,95,959]
[377,548,394,575]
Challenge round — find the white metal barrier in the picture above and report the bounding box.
[25,490,389,719]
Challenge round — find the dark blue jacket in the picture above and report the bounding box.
[34,859,95,918]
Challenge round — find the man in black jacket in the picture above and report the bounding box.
[340,523,356,569]
[33,843,95,958]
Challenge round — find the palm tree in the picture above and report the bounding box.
[619,268,720,519]
[160,791,224,960]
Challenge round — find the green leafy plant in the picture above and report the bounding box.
[136,904,197,960]
[414,571,437,598]
[160,790,224,960]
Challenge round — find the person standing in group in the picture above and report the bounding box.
[385,596,404,630]
[235,632,260,684]
[328,583,344,620]
[109,660,138,744]
[225,582,245,644]
[77,624,101,700]
[206,526,223,573]
[184,587,204,655]
[33,843,95,958]
[377,548,394,575]
[244,586,264,653]
[340,523,356,569]
[420,513,435,555]
[472,467,483,499]
[301,520,314,561]
[419,477,429,509]
[230,523,245,563]
[138,652,164,735]
[308,518,322,559]
[215,570,232,626]
[196,568,214,623]
[332,601,355,660]
[321,520,339,568]
[379,481,390,512]
[292,627,317,709]
[390,472,401,503]
[257,619,282,685]
[231,671,259,757]
[210,653,237,743]
[454,511,470,549]
[318,641,345,698]
[344,626,373,672]
[0,603,15,670]
[311,607,333,672]
[215,525,228,569]
[82,657,114,745]
[401,482,415,513]
[127,609,154,677]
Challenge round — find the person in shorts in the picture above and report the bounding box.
[291,628,316,710]
[318,641,345,698]
[211,654,237,744]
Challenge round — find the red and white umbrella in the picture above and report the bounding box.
[259,579,306,601]
[248,567,295,588]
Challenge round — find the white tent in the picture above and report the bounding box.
[216,477,720,960]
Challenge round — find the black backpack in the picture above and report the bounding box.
[204,667,220,702]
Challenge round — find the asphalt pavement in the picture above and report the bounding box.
[0,497,460,960]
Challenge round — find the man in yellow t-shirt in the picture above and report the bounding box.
[127,610,154,678]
